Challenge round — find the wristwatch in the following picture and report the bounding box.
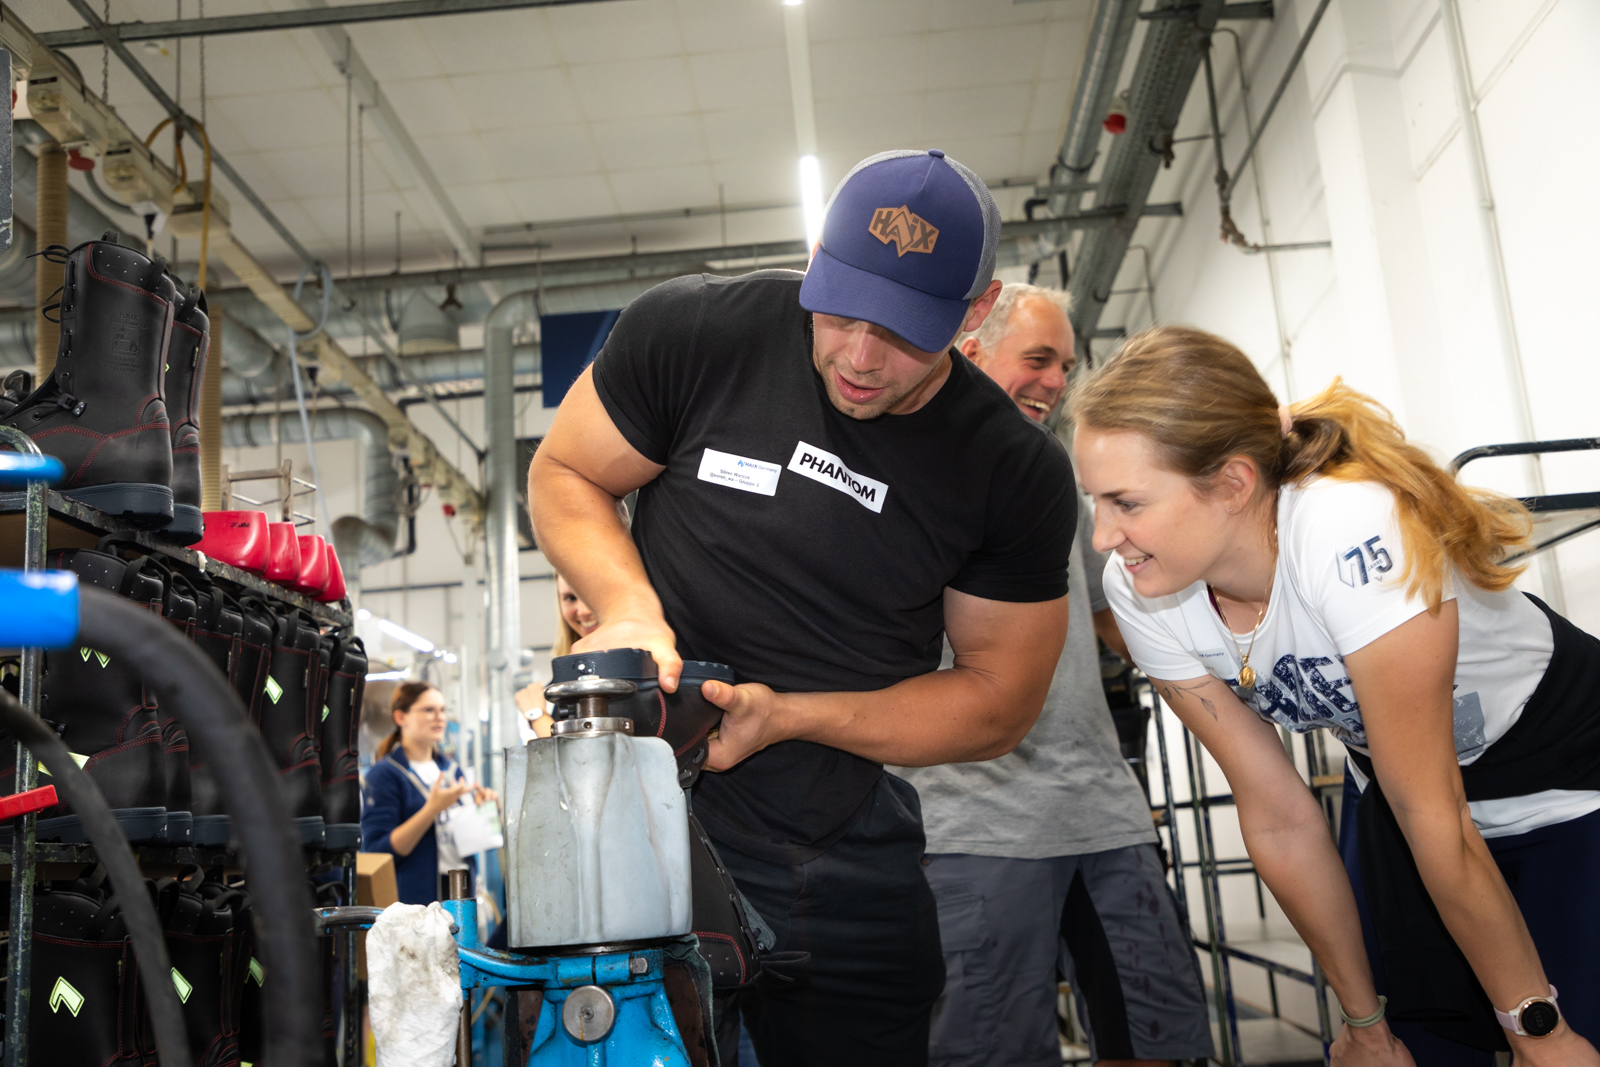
[1496,985,1561,1038]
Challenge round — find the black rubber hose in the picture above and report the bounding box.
[0,690,192,1067]
[75,586,320,1065]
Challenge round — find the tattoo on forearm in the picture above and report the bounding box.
[1154,679,1221,722]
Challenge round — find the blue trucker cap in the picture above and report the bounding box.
[799,149,1001,353]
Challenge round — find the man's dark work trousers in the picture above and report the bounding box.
[711,774,944,1067]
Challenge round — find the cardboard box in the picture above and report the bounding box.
[355,852,397,907]
[354,852,397,979]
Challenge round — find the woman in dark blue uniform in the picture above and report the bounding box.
[361,681,496,904]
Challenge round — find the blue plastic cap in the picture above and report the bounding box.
[0,570,80,649]
[0,453,66,489]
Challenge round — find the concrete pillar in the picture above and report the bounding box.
[201,312,224,511]
[1296,0,1451,446]
[34,142,68,380]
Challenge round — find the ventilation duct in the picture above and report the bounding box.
[398,288,461,355]
[220,409,398,568]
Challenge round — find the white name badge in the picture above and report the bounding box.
[698,448,782,496]
[787,441,888,513]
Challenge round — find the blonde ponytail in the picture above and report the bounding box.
[1070,326,1530,609]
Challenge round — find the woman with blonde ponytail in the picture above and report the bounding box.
[1072,327,1600,1067]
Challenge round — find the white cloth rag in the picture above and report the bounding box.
[367,901,464,1067]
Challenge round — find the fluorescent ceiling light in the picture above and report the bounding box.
[365,669,408,682]
[799,155,825,250]
[377,618,436,653]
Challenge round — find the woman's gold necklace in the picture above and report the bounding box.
[1208,582,1271,691]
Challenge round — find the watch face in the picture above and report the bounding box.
[1521,1001,1560,1037]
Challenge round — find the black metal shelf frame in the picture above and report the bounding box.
[1142,676,1338,1066]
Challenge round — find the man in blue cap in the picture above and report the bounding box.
[530,150,1076,1065]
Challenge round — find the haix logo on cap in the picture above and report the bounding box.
[800,149,1001,353]
[869,206,939,256]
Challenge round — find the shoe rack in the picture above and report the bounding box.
[0,442,357,1065]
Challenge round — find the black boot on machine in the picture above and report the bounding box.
[0,233,178,526]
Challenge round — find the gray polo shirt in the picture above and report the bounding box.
[894,503,1157,859]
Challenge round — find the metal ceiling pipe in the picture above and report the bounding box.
[1068,0,1226,359]
[1049,0,1145,219]
[11,120,131,245]
[218,343,541,405]
[221,408,399,566]
[482,290,540,785]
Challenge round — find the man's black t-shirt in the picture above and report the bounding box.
[592,271,1076,863]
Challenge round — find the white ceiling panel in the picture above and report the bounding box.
[929,0,1086,32]
[451,68,583,132]
[687,47,793,111]
[607,162,720,214]
[928,83,1037,139]
[216,87,348,151]
[700,106,795,164]
[567,56,699,121]
[14,0,1088,279]
[926,25,1054,90]
[549,0,686,62]
[504,174,621,221]
[412,131,503,185]
[806,0,929,44]
[590,114,708,171]
[494,125,606,180]
[378,78,473,139]
[342,19,447,82]
[810,35,930,102]
[672,0,785,55]
[419,9,565,75]
[703,154,797,204]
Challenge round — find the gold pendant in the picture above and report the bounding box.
[1238,664,1256,689]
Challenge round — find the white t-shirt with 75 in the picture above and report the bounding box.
[1102,477,1600,838]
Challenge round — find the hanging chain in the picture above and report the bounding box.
[344,44,353,282]
[101,1,110,103]
[198,0,206,128]
[359,104,368,286]
[174,1,182,114]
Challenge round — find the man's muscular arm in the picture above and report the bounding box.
[703,586,1068,768]
[527,365,684,689]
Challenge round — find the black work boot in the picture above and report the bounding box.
[144,873,244,1067]
[15,874,146,1067]
[320,635,367,849]
[0,368,33,416]
[160,285,210,544]
[0,233,177,526]
[185,574,245,847]
[91,542,197,845]
[153,566,197,846]
[6,547,170,844]
[196,879,252,1064]
[250,601,325,846]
